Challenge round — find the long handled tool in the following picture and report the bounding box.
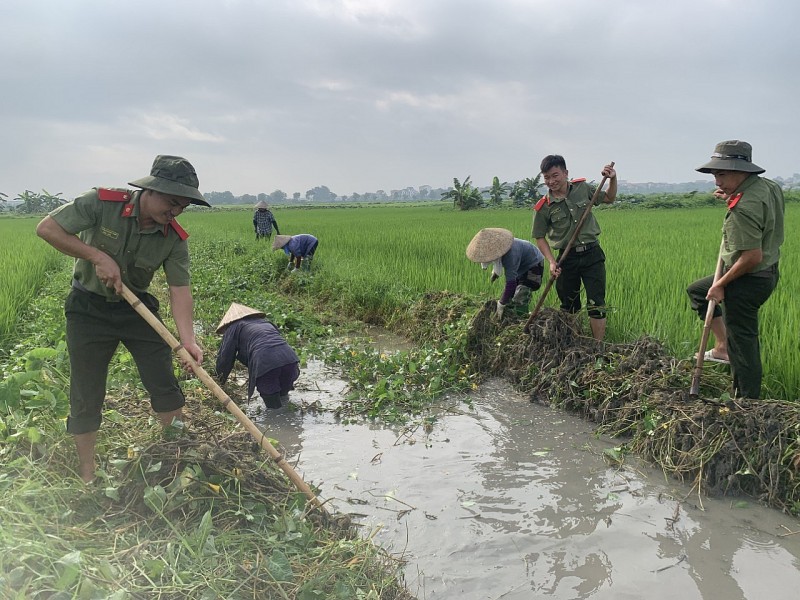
[119,284,326,512]
[689,241,725,397]
[523,161,614,333]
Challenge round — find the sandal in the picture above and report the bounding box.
[695,349,730,365]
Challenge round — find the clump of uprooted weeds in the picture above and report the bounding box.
[464,301,800,514]
[1,398,414,599]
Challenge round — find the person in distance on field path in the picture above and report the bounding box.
[466,228,545,319]
[687,140,784,400]
[273,233,318,272]
[532,156,617,340]
[35,155,210,483]
[253,200,280,240]
[215,303,300,409]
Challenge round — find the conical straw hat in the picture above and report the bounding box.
[465,228,514,263]
[272,235,291,250]
[255,200,268,209]
[216,302,266,334]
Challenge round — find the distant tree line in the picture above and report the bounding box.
[3,173,798,213]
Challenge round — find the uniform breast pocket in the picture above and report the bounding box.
[128,256,162,289]
[95,234,123,257]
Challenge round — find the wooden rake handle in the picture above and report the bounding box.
[119,284,325,511]
[689,242,725,397]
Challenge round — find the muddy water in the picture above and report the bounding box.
[241,359,800,600]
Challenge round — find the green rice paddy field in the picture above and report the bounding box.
[2,203,798,400]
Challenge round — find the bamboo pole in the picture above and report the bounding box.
[689,241,726,397]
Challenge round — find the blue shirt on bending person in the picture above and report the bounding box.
[273,234,319,272]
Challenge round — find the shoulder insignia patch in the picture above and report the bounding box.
[168,220,189,240]
[534,196,549,212]
[97,188,132,202]
[727,193,743,210]
[569,178,586,183]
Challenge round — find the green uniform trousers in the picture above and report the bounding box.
[687,264,779,399]
[65,288,185,434]
[556,244,607,319]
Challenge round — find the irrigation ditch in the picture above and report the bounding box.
[406,292,800,515]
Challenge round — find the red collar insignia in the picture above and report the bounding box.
[121,203,135,217]
[167,220,189,240]
[534,196,550,212]
[727,193,743,209]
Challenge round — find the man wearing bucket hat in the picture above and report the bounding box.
[253,200,280,240]
[533,156,617,340]
[273,233,319,272]
[36,155,210,483]
[215,303,300,409]
[686,140,784,400]
[466,228,545,319]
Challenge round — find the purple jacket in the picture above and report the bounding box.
[216,317,299,398]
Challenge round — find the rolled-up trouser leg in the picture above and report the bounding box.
[122,302,185,415]
[581,247,607,320]
[687,274,723,320]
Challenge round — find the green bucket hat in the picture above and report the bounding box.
[696,140,765,174]
[129,155,211,206]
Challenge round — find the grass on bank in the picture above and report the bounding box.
[0,261,415,600]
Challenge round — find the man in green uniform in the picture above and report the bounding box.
[36,155,210,482]
[687,140,784,399]
[532,155,617,340]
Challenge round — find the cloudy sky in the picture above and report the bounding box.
[2,0,798,200]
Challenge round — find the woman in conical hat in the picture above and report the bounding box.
[253,200,280,241]
[215,303,300,409]
[273,233,319,272]
[466,228,545,319]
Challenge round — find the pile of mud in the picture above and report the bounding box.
[462,300,800,513]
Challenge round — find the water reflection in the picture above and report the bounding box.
[236,365,800,599]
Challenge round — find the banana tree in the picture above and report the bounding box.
[510,175,543,207]
[488,176,510,206]
[440,176,485,210]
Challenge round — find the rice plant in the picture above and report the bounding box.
[182,202,799,399]
[0,218,64,348]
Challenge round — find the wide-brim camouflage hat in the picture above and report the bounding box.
[466,228,514,263]
[255,200,268,209]
[272,235,291,250]
[129,155,211,206]
[216,302,266,334]
[696,140,765,174]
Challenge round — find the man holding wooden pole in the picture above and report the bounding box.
[36,155,209,483]
[532,155,617,340]
[687,140,784,400]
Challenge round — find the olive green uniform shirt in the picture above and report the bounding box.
[722,175,784,272]
[532,180,603,249]
[48,188,191,301]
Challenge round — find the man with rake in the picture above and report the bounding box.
[36,155,209,483]
[687,140,784,400]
